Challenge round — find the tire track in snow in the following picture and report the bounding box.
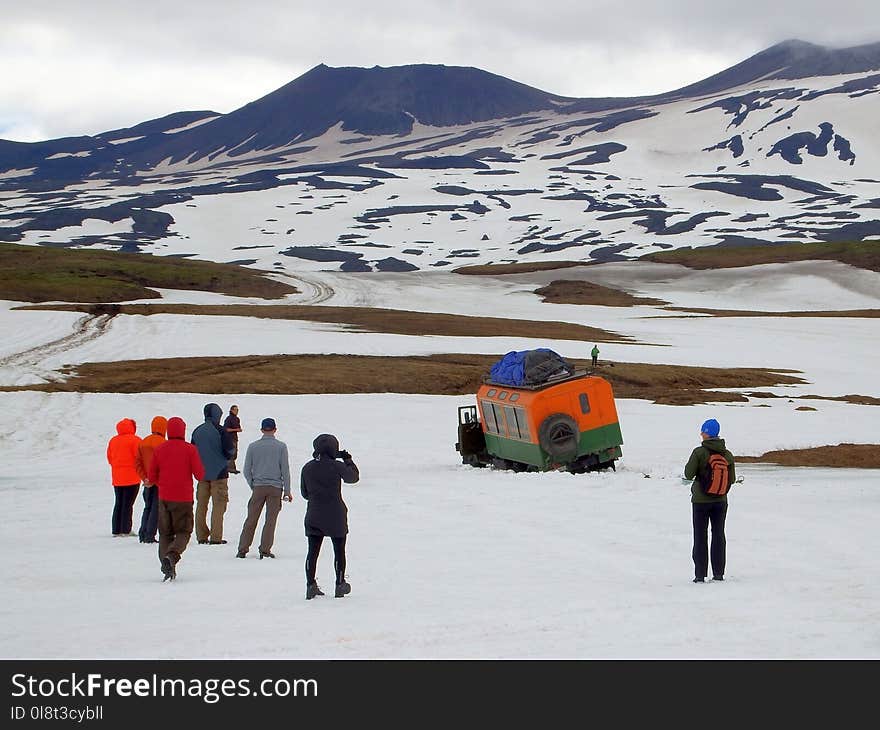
[0,312,115,382]
[285,273,335,304]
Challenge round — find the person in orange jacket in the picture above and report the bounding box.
[106,418,142,537]
[135,416,167,544]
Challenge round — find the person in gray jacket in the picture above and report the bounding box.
[236,417,291,559]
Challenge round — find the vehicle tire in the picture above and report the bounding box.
[538,413,579,462]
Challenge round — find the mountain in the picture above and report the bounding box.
[663,39,880,98]
[134,64,574,166]
[1,40,879,271]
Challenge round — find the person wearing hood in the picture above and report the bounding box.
[300,433,360,599]
[684,418,736,583]
[135,415,167,543]
[148,417,205,581]
[106,418,142,537]
[191,403,235,545]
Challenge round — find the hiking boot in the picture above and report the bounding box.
[306,583,324,600]
[208,540,227,545]
[236,550,247,558]
[693,577,705,583]
[161,556,176,582]
[712,575,724,581]
[335,581,351,598]
[259,550,275,559]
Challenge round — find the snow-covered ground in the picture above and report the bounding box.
[1,261,878,659]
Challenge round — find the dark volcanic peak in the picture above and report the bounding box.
[133,63,573,165]
[669,39,880,98]
[541,40,880,116]
[270,63,572,129]
[768,39,880,78]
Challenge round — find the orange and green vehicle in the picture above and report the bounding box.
[455,351,623,473]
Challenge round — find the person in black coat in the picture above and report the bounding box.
[300,433,359,599]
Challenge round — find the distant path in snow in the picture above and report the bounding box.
[284,273,336,304]
[0,312,114,382]
[283,272,380,308]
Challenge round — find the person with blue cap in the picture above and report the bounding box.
[684,418,736,583]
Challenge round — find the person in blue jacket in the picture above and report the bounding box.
[191,403,235,545]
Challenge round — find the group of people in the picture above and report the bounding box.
[108,404,736,591]
[105,403,360,599]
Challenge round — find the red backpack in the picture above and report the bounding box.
[700,452,731,496]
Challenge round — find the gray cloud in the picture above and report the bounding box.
[2,0,878,141]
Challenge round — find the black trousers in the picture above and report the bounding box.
[112,484,139,535]
[138,485,159,541]
[692,501,728,579]
[306,535,347,586]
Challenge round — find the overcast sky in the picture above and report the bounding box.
[2,0,878,142]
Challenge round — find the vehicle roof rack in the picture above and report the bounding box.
[481,368,590,390]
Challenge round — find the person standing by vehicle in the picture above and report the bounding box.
[148,417,204,581]
[684,418,736,583]
[300,434,359,599]
[191,403,234,545]
[106,418,142,537]
[224,405,242,474]
[135,415,167,543]
[236,417,291,560]
[591,344,600,368]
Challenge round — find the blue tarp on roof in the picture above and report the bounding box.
[488,348,572,386]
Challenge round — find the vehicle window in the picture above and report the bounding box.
[498,391,509,400]
[502,406,519,439]
[509,393,519,402]
[481,401,499,433]
[579,393,591,414]
[513,407,530,440]
[487,389,497,398]
[499,405,530,441]
[494,403,509,436]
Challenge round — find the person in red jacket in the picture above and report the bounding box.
[135,415,167,544]
[106,418,142,536]
[148,417,205,581]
